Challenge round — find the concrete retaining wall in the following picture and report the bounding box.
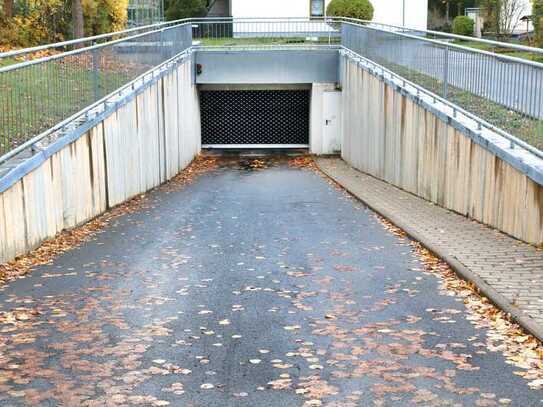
[340,56,543,246]
[0,60,201,264]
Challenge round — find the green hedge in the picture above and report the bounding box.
[452,16,474,36]
[326,0,374,21]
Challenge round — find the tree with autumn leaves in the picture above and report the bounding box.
[1,0,128,47]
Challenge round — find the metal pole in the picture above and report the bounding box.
[91,41,100,101]
[442,45,449,99]
[160,29,165,63]
[402,0,406,27]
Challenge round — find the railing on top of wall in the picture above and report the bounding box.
[1,17,543,165]
[340,18,543,155]
[0,17,342,164]
[0,18,191,61]
[191,17,341,45]
[0,22,192,163]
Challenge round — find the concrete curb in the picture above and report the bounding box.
[315,159,543,343]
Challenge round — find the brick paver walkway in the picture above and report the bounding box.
[316,157,543,337]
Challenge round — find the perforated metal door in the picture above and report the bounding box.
[200,90,310,147]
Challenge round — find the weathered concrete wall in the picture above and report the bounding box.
[0,60,200,264]
[341,57,543,246]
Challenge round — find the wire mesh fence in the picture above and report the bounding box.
[341,21,543,152]
[0,19,188,65]
[0,23,192,158]
[128,0,164,27]
[1,17,543,162]
[191,18,341,46]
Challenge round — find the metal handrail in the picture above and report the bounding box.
[338,17,543,55]
[4,16,540,61]
[191,17,330,21]
[341,21,543,69]
[0,18,192,60]
[1,17,542,165]
[0,49,192,165]
[340,20,543,156]
[0,22,192,74]
[0,21,193,160]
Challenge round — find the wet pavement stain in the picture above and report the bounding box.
[0,157,542,406]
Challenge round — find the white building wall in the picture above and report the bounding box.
[515,0,533,33]
[231,0,428,30]
[372,0,428,30]
[231,0,333,19]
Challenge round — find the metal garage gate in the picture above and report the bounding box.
[200,89,310,148]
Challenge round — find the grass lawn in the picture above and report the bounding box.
[453,40,543,64]
[386,62,543,151]
[2,34,540,158]
[0,59,128,156]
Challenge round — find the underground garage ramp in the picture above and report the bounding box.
[200,88,310,147]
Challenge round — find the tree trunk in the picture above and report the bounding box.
[72,0,85,40]
[3,0,13,18]
[495,0,502,38]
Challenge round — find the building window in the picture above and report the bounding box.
[310,0,324,17]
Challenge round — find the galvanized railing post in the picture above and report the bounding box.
[91,41,100,102]
[442,44,449,99]
[160,28,166,63]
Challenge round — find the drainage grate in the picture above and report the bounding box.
[200,90,310,146]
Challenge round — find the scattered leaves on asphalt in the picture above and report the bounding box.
[0,158,542,406]
[0,156,217,285]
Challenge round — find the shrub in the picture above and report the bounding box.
[452,15,474,36]
[326,0,374,21]
[166,0,207,21]
[1,13,57,47]
[103,0,129,32]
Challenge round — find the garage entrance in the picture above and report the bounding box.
[200,87,310,148]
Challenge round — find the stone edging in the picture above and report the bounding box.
[316,159,543,343]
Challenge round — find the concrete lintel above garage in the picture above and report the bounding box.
[194,48,340,85]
